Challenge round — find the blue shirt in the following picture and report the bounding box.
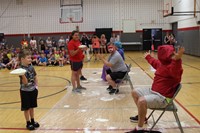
[39,57,47,63]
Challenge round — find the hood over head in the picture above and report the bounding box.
[114,41,122,49]
[157,45,174,65]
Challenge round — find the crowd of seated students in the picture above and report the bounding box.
[0,37,71,70]
[0,33,121,70]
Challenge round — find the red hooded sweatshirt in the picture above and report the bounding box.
[145,45,183,98]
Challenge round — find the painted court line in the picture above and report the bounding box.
[0,126,200,131]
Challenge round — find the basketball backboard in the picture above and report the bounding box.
[163,0,172,17]
[60,0,83,23]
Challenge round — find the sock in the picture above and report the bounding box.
[31,118,35,123]
[27,121,31,125]
[136,126,143,130]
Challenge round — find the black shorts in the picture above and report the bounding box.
[93,48,99,52]
[20,89,38,111]
[70,61,83,71]
[106,69,127,81]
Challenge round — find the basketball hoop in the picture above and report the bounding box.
[163,10,169,17]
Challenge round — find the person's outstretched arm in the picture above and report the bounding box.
[144,51,161,70]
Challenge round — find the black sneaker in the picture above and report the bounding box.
[106,85,113,91]
[130,115,147,124]
[109,89,119,95]
[26,124,35,130]
[32,122,40,128]
[125,128,144,133]
[6,65,11,70]
[80,76,87,80]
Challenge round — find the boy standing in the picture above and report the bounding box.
[18,50,40,130]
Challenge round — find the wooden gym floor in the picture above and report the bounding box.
[0,51,200,133]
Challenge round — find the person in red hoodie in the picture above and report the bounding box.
[126,45,184,133]
[68,30,87,93]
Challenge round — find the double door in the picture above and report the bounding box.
[143,29,162,50]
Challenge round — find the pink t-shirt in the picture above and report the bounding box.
[92,38,100,48]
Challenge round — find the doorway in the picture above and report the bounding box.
[143,28,162,50]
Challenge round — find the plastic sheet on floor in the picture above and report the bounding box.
[33,67,200,133]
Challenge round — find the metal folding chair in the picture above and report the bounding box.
[116,64,134,90]
[146,84,184,133]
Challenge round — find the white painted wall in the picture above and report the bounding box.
[168,0,200,28]
[0,0,170,34]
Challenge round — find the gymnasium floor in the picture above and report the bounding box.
[0,51,200,133]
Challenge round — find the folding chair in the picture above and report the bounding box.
[146,84,184,133]
[116,64,134,90]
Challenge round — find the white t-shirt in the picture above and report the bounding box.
[30,40,37,49]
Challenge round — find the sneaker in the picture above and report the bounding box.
[32,122,40,128]
[125,128,144,133]
[66,61,70,64]
[78,86,87,90]
[72,88,82,93]
[80,76,87,80]
[6,66,11,70]
[109,89,119,95]
[106,85,113,91]
[130,115,147,124]
[26,124,35,130]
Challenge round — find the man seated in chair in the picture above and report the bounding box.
[101,41,125,81]
[126,45,184,133]
[98,43,127,95]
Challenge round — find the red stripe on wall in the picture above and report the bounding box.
[178,26,200,31]
[4,26,199,37]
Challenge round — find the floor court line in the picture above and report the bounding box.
[0,126,200,131]
[128,56,200,125]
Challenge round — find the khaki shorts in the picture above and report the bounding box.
[135,88,168,108]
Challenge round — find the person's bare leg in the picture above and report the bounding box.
[71,71,77,89]
[104,47,107,54]
[29,108,34,119]
[106,75,116,88]
[76,69,81,87]
[137,97,147,127]
[132,90,139,107]
[94,51,97,60]
[24,110,30,122]
[100,47,102,54]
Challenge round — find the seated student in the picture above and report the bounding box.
[2,53,11,69]
[31,52,38,66]
[126,46,184,133]
[0,55,4,69]
[48,54,57,66]
[38,54,47,66]
[101,42,125,81]
[54,51,60,66]
[64,50,70,64]
[59,53,64,67]
[98,43,127,94]
[44,47,50,56]
[6,53,18,69]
